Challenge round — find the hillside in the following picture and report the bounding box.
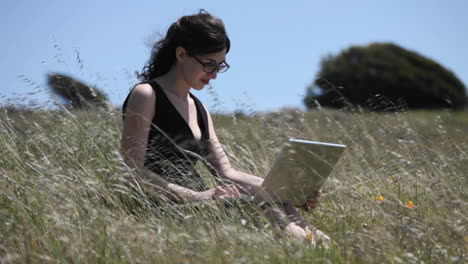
[0,106,467,263]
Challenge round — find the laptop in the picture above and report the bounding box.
[255,138,346,206]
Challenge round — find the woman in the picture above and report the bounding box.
[120,10,329,244]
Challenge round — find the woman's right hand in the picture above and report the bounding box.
[296,190,321,212]
[200,184,242,201]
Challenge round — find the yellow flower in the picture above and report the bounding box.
[306,233,314,243]
[376,195,384,202]
[406,201,414,208]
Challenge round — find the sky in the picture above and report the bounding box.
[2,0,468,112]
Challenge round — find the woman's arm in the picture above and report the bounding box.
[202,104,265,196]
[121,84,213,202]
[202,105,321,209]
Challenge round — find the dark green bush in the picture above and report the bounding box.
[304,42,467,111]
[47,73,111,109]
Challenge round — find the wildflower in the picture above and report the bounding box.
[376,195,384,202]
[406,201,414,208]
[306,233,314,243]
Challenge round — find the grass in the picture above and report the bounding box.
[0,104,467,263]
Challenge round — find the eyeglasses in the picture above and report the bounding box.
[193,56,230,74]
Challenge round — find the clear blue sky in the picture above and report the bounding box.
[2,0,467,112]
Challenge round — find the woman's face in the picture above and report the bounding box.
[177,48,227,90]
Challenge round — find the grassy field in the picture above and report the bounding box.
[0,105,467,263]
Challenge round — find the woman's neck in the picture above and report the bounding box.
[155,68,191,101]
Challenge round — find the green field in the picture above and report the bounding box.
[0,106,467,263]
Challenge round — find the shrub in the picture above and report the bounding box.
[304,42,467,111]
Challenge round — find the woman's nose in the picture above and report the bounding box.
[210,71,218,80]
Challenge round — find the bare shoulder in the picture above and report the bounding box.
[201,103,217,136]
[126,83,156,116]
[201,103,212,119]
[130,83,155,100]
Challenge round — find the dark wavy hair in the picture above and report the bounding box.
[138,10,231,82]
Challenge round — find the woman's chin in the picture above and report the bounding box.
[192,84,206,91]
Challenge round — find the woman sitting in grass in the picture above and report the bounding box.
[120,9,329,245]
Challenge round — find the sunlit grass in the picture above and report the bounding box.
[0,105,467,263]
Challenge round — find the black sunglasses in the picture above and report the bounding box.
[193,56,230,74]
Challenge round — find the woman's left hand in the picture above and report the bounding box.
[297,190,321,212]
[212,184,242,200]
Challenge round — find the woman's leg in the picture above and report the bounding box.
[282,203,310,228]
[282,203,331,246]
[256,201,290,230]
[256,201,316,243]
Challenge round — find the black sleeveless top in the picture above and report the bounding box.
[122,80,212,191]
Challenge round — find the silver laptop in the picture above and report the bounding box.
[257,138,346,205]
